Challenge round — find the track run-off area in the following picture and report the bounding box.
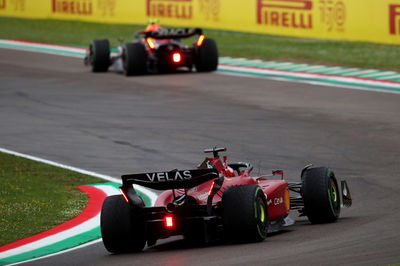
[0,41,399,265]
[1,39,400,93]
[0,147,157,265]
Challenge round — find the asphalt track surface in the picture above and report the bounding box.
[1,48,400,265]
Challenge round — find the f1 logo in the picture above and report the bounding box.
[389,5,400,35]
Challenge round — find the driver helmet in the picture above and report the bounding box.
[225,166,235,177]
[146,19,162,32]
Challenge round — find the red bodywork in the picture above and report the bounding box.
[155,155,290,222]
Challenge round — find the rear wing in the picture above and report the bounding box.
[143,28,203,39]
[121,168,218,190]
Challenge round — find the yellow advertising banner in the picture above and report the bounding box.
[1,0,400,45]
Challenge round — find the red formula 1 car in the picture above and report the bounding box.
[84,23,218,76]
[100,147,352,253]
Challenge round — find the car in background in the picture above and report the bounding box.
[84,23,218,76]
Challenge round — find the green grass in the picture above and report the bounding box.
[0,152,102,246]
[1,16,400,70]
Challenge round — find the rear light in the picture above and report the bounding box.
[196,34,205,46]
[146,37,155,49]
[119,188,129,203]
[165,216,174,228]
[208,181,217,196]
[172,52,181,63]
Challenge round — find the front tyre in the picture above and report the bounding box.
[301,167,341,224]
[100,195,146,253]
[222,185,268,242]
[89,39,110,72]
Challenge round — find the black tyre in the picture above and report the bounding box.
[195,38,218,72]
[123,42,147,76]
[90,39,110,72]
[222,185,268,242]
[100,195,146,253]
[301,167,341,224]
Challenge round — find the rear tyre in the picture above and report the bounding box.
[301,167,341,224]
[222,185,268,242]
[123,42,147,76]
[195,38,218,72]
[90,39,110,72]
[100,195,146,253]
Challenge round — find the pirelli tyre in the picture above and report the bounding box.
[195,38,218,72]
[100,195,146,253]
[301,166,341,224]
[90,39,110,72]
[222,185,268,242]
[123,42,148,76]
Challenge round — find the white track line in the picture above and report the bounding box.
[1,40,399,93]
[0,147,158,265]
[0,147,158,204]
[0,185,119,260]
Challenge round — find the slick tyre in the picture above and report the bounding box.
[90,39,110,72]
[195,38,218,72]
[100,195,146,253]
[222,185,268,242]
[123,42,147,76]
[301,167,341,224]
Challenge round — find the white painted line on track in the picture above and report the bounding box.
[7,239,103,266]
[359,71,396,78]
[1,208,104,259]
[217,71,400,95]
[0,147,158,265]
[5,185,123,265]
[219,65,400,89]
[1,39,399,94]
[0,147,158,204]
[343,69,377,76]
[378,74,400,80]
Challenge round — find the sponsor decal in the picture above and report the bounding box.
[199,0,220,21]
[267,197,284,206]
[274,197,284,206]
[151,28,196,37]
[256,0,313,29]
[98,0,116,17]
[3,0,25,11]
[319,0,346,32]
[146,170,192,182]
[198,192,209,201]
[389,4,400,35]
[52,0,93,15]
[188,186,198,192]
[146,0,192,19]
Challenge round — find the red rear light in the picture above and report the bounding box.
[119,188,129,203]
[165,216,174,228]
[197,34,205,46]
[146,38,155,49]
[172,52,181,63]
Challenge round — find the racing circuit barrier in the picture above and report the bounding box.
[0,0,399,45]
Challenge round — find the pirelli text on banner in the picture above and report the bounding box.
[0,0,400,44]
